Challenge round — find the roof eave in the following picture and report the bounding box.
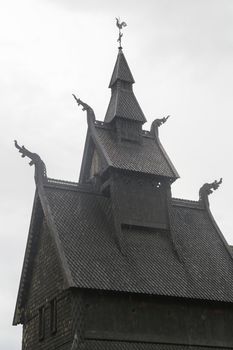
[155,135,180,179]
[205,198,233,261]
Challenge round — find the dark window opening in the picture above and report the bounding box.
[50,298,57,335]
[38,306,45,341]
[121,223,168,232]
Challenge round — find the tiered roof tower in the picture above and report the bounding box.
[13,23,233,350]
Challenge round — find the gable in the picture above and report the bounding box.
[90,148,104,178]
[13,189,73,325]
[13,193,44,324]
[25,218,65,315]
[21,219,73,349]
[79,132,108,183]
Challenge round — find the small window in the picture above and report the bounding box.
[38,306,45,341]
[50,298,57,334]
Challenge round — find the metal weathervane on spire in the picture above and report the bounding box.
[115,17,127,49]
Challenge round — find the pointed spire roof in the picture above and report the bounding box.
[109,48,135,87]
[105,48,146,124]
[105,88,146,123]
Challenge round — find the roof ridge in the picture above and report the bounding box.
[47,177,78,186]
[172,197,199,204]
[45,179,103,196]
[172,197,204,209]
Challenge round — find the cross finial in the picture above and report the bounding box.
[115,17,127,49]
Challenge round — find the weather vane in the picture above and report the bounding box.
[115,17,127,49]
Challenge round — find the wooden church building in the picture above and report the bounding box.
[14,32,233,350]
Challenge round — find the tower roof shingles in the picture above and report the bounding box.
[95,125,177,178]
[109,49,135,87]
[105,49,146,124]
[105,89,147,123]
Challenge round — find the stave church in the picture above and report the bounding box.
[13,22,233,350]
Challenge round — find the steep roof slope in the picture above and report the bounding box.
[105,48,146,124]
[105,88,147,123]
[40,181,233,302]
[109,49,135,87]
[94,125,178,178]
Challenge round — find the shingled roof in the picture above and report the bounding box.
[105,88,147,123]
[109,48,135,87]
[105,48,146,124]
[38,181,233,303]
[94,124,178,178]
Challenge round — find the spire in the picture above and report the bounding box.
[105,19,146,125]
[109,48,135,88]
[105,48,146,124]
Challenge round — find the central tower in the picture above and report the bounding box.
[77,43,179,251]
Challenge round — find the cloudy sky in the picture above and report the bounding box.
[1,0,233,348]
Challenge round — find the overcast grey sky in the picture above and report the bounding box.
[1,0,233,348]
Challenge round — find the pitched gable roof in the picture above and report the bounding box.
[39,180,233,303]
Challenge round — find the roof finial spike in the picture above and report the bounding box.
[115,17,127,49]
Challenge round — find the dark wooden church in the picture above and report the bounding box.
[14,31,233,350]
